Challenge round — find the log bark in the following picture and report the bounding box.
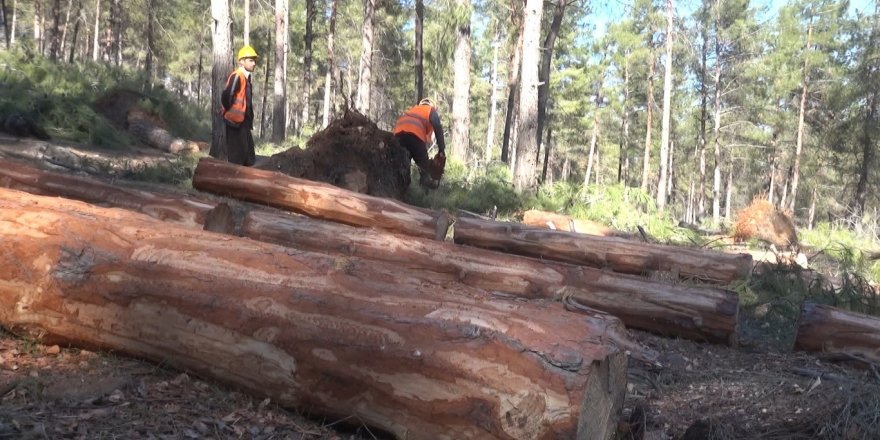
[193,157,451,240]
[0,188,626,440]
[454,217,752,283]
[127,110,203,154]
[245,210,738,344]
[522,209,614,237]
[0,158,214,228]
[795,302,880,366]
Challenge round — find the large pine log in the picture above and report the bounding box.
[127,109,203,154]
[193,157,451,239]
[454,217,753,283]
[0,188,627,440]
[0,158,215,228]
[795,302,880,365]
[245,210,739,344]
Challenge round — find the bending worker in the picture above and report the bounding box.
[392,98,447,188]
[220,45,258,166]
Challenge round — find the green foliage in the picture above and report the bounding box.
[406,160,522,215]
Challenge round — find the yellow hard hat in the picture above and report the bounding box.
[237,45,259,60]
[419,98,435,107]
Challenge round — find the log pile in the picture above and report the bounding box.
[0,188,626,439]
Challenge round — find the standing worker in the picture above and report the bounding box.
[221,45,259,166]
[392,98,447,189]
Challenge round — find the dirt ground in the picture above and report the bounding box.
[1,131,879,440]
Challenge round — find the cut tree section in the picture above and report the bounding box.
[795,302,880,365]
[0,188,626,440]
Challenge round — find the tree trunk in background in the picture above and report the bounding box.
[640,43,655,192]
[299,0,313,134]
[808,186,817,229]
[9,0,16,47]
[33,0,41,54]
[535,0,567,167]
[852,4,879,217]
[58,0,72,58]
[789,23,813,216]
[698,20,708,219]
[209,0,233,159]
[485,31,499,166]
[110,0,121,65]
[618,54,630,184]
[321,0,337,128]
[355,0,376,114]
[91,0,99,61]
[657,0,674,210]
[259,27,272,138]
[67,0,81,62]
[271,0,288,143]
[144,0,154,79]
[512,0,542,192]
[500,11,523,164]
[48,0,60,61]
[724,166,732,223]
[712,5,722,226]
[450,0,471,161]
[584,68,605,187]
[541,112,552,182]
[414,0,424,102]
[243,0,249,46]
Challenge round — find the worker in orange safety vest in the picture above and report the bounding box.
[392,98,447,189]
[220,45,258,166]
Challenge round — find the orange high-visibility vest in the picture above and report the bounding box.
[393,105,433,143]
[222,68,248,126]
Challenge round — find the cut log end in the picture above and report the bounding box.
[578,352,628,440]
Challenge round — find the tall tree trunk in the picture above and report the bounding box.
[110,0,120,66]
[618,54,630,184]
[355,0,376,114]
[712,4,722,226]
[450,0,471,161]
[584,68,605,187]
[657,0,674,210]
[144,0,154,79]
[724,166,732,223]
[698,16,708,220]
[91,0,99,61]
[321,0,337,128]
[789,22,813,216]
[485,31,499,166]
[33,0,42,54]
[9,0,16,47]
[808,186,817,229]
[500,11,523,164]
[299,0,313,134]
[260,27,272,138]
[243,0,249,46]
[271,0,288,143]
[535,0,567,166]
[48,0,60,61]
[67,0,81,62]
[640,44,655,192]
[0,0,8,48]
[414,0,424,102]
[209,0,233,159]
[512,0,543,192]
[57,0,73,56]
[541,110,552,183]
[853,3,879,217]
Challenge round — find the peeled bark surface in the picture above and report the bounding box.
[127,110,202,154]
[522,209,614,237]
[245,210,738,344]
[795,302,880,365]
[193,157,450,239]
[454,217,752,283]
[0,158,214,228]
[0,188,627,440]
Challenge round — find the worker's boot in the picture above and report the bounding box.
[419,171,439,189]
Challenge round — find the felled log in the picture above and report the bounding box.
[0,158,215,228]
[127,109,203,154]
[245,210,739,344]
[522,209,615,237]
[193,157,451,240]
[454,217,753,283]
[795,302,880,365]
[0,188,627,440]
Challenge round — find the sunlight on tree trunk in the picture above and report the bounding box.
[512,0,542,192]
[272,0,288,143]
[789,22,813,217]
[355,0,376,114]
[299,0,313,135]
[640,42,655,192]
[712,2,722,226]
[243,0,249,46]
[657,0,674,211]
[485,31,499,167]
[322,0,337,128]
[209,0,233,159]
[451,0,471,161]
[91,0,99,61]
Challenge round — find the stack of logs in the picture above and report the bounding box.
[1,157,877,439]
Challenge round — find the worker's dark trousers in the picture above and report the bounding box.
[226,125,256,166]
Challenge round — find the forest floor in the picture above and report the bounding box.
[1,133,879,440]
